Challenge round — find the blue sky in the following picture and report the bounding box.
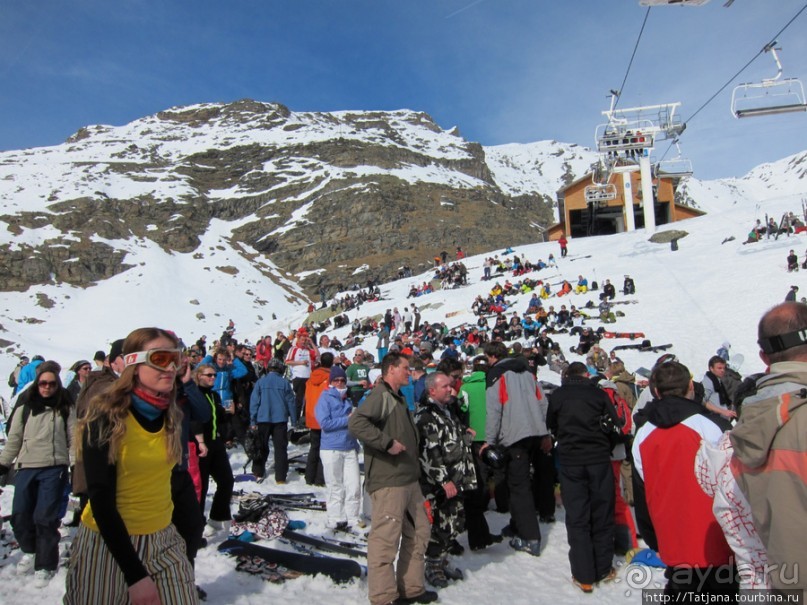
[0,0,805,180]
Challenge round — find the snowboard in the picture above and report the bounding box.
[602,331,646,340]
[611,342,673,353]
[611,341,651,352]
[218,538,366,583]
[729,353,744,372]
[642,344,673,353]
[281,529,367,558]
[233,554,303,583]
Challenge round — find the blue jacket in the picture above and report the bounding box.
[200,355,247,403]
[315,388,359,452]
[250,371,296,424]
[413,375,426,405]
[400,376,415,411]
[15,359,43,395]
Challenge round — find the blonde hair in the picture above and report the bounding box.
[193,363,216,385]
[76,327,183,465]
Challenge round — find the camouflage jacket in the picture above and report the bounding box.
[415,399,477,495]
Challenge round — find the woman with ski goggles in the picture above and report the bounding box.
[66,328,198,605]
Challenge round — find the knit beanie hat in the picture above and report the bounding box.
[329,366,347,382]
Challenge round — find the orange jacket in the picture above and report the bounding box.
[305,367,331,429]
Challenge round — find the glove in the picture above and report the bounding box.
[0,464,9,476]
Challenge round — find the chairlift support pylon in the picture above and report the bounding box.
[731,44,807,119]
[593,95,685,234]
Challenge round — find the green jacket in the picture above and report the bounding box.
[459,371,487,442]
[348,380,420,494]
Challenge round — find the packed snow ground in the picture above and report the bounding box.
[1,188,807,603]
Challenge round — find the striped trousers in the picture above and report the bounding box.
[64,523,197,604]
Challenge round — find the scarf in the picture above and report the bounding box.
[132,388,171,421]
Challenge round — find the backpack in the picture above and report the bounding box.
[243,426,261,463]
[600,385,632,440]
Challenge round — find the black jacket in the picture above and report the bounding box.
[547,376,616,466]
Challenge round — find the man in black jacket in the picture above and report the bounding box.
[547,362,618,593]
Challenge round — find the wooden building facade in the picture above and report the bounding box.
[547,171,704,241]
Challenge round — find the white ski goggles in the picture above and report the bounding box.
[124,348,182,371]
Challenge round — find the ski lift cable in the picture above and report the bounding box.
[682,1,807,127]
[612,6,653,113]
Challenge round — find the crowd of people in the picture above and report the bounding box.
[3,280,807,604]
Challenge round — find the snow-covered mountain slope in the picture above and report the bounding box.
[0,100,805,379]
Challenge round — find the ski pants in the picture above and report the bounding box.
[253,422,290,482]
[320,449,362,526]
[559,461,615,585]
[367,482,431,605]
[11,465,67,571]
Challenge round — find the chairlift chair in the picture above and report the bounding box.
[595,123,655,154]
[653,141,693,179]
[585,184,618,205]
[585,163,617,205]
[731,45,807,118]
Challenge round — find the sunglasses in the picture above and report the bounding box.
[38,380,58,388]
[124,348,182,371]
[199,373,216,378]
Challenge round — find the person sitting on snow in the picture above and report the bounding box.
[787,250,799,272]
[526,293,542,314]
[600,279,616,301]
[574,275,589,294]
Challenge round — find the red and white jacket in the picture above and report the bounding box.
[632,395,733,569]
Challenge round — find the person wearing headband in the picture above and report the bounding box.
[730,302,807,592]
